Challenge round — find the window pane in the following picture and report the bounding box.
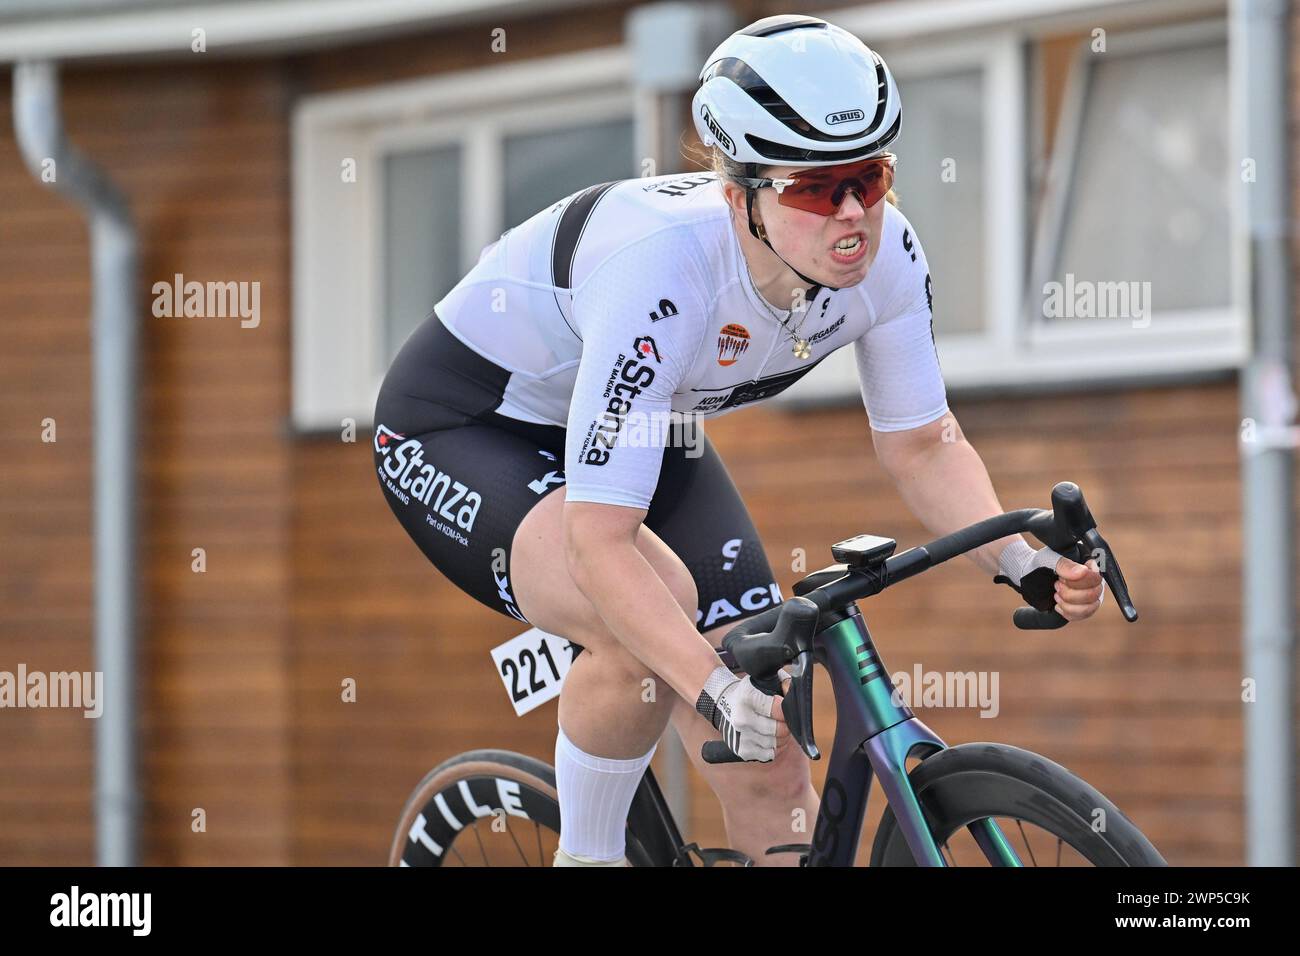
[503,117,635,225]
[383,146,462,361]
[1052,39,1229,317]
[891,69,986,334]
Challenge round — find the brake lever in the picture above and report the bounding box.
[1016,482,1139,628]
[701,597,821,764]
[1083,528,1138,622]
[782,648,819,760]
[1051,480,1138,622]
[765,598,820,760]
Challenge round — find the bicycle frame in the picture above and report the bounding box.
[634,599,1024,867]
[631,484,1138,866]
[803,603,1021,867]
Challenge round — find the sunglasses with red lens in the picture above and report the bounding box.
[737,154,897,216]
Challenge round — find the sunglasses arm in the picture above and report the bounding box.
[733,176,796,194]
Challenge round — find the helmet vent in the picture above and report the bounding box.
[703,58,874,144]
[737,15,828,38]
[744,110,900,163]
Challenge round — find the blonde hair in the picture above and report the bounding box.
[680,139,899,207]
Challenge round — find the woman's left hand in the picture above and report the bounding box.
[1052,556,1105,621]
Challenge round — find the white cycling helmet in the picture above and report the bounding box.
[692,14,901,167]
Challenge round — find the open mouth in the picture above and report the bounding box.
[830,232,868,264]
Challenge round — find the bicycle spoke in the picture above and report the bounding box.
[471,821,489,866]
[503,818,529,866]
[1015,819,1038,867]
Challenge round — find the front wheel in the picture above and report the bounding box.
[869,743,1166,867]
[387,749,657,866]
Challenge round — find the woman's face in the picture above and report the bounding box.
[727,164,888,288]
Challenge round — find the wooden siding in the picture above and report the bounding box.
[0,0,1295,868]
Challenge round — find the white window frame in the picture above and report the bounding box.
[880,35,1027,389]
[1023,18,1243,378]
[776,33,1024,405]
[291,46,632,430]
[778,0,1243,407]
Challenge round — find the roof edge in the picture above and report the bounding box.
[0,0,621,63]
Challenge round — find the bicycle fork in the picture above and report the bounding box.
[806,609,1022,867]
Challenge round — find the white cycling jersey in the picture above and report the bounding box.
[432,171,949,509]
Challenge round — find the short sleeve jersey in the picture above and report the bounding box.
[432,172,948,510]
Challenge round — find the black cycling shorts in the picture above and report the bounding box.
[372,313,782,633]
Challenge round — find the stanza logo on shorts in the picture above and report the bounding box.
[717,323,750,366]
[376,424,482,533]
[374,423,405,453]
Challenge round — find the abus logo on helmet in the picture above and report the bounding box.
[826,109,865,126]
[699,104,735,155]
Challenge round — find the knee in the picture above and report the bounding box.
[723,741,815,810]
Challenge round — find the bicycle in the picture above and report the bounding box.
[388,481,1166,866]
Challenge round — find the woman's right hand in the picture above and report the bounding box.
[695,666,783,762]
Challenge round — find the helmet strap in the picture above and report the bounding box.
[742,162,842,293]
[743,163,764,242]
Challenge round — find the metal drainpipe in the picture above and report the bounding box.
[1234,0,1296,867]
[12,60,140,867]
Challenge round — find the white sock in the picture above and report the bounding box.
[554,725,657,862]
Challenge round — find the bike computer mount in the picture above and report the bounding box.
[830,533,897,570]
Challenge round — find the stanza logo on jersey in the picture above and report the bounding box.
[717,323,750,366]
[375,423,482,538]
[633,335,662,363]
[582,337,657,466]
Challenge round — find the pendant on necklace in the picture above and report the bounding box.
[792,339,812,360]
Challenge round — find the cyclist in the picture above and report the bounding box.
[372,14,1105,867]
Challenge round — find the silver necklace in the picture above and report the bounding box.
[743,264,816,360]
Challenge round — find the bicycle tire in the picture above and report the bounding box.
[869,742,1167,867]
[387,749,655,867]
